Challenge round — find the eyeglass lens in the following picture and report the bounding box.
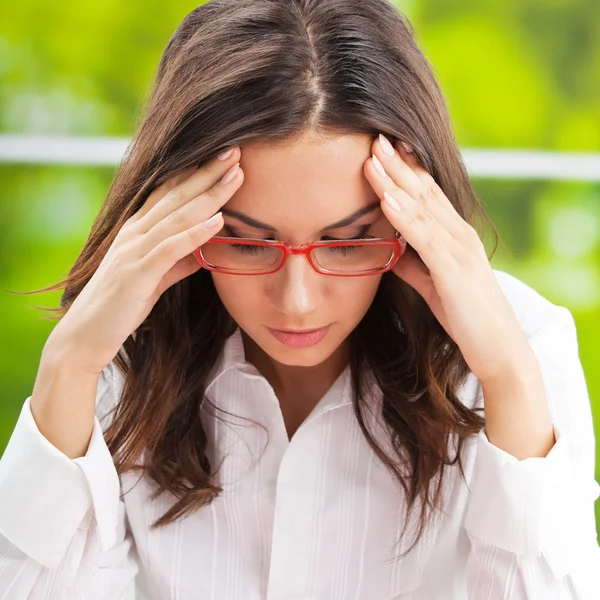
[200,240,395,274]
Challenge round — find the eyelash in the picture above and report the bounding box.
[229,233,377,258]
[224,224,374,242]
[231,235,376,257]
[323,234,375,256]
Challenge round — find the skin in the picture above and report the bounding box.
[370,133,554,460]
[212,129,554,459]
[210,131,395,420]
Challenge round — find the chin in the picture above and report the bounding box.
[267,347,334,367]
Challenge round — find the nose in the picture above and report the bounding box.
[268,253,325,317]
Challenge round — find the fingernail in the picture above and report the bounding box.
[383,191,401,212]
[217,148,235,161]
[220,163,239,185]
[372,154,387,178]
[379,134,395,157]
[204,212,223,229]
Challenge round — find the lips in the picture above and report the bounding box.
[267,325,331,348]
[273,327,327,334]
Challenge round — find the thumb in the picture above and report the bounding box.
[159,254,203,295]
[391,245,433,299]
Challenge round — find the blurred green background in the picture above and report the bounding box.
[1,0,599,535]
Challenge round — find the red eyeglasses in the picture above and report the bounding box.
[193,231,407,276]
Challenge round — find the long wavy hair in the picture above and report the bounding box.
[14,0,499,560]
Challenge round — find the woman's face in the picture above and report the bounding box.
[211,131,394,369]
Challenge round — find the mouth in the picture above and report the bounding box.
[267,325,331,348]
[272,326,328,334]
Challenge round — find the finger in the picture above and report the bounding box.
[379,186,459,274]
[393,141,467,239]
[133,162,242,261]
[391,243,436,299]
[156,253,203,296]
[134,147,241,233]
[394,142,451,206]
[129,166,198,225]
[366,151,459,271]
[140,210,225,278]
[374,136,468,240]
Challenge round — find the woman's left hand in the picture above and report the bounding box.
[365,134,534,384]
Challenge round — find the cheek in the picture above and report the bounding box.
[332,276,382,315]
[212,272,382,320]
[211,274,262,316]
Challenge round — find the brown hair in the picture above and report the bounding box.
[14,0,498,560]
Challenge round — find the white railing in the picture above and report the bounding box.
[1,135,599,180]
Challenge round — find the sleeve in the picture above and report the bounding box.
[463,306,600,599]
[0,363,139,599]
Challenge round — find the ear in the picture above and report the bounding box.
[395,140,414,154]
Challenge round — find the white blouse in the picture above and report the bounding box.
[1,269,599,600]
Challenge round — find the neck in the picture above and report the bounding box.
[240,329,350,406]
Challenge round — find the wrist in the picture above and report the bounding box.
[42,326,104,379]
[478,343,538,388]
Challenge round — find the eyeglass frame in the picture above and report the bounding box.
[193,230,408,277]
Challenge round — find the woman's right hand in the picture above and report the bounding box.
[47,147,244,376]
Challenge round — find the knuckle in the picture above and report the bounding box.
[428,181,443,198]
[156,237,178,260]
[165,186,184,206]
[425,231,438,250]
[463,223,481,243]
[119,216,139,238]
[205,183,222,201]
[433,183,446,200]
[405,212,418,229]
[122,213,136,227]
[186,227,202,246]
[207,170,241,202]
[165,208,190,228]
[416,207,434,223]
[204,159,221,180]
[110,253,133,279]
[201,160,229,189]
[418,186,432,204]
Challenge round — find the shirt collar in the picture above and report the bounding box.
[204,326,382,420]
[205,325,262,390]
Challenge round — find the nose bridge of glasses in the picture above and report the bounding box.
[283,242,329,275]
[278,244,324,278]
[286,242,313,255]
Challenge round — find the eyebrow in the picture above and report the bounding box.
[221,201,382,234]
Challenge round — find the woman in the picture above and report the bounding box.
[0,0,598,598]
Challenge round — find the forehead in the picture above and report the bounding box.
[227,132,378,232]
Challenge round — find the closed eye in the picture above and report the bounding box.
[321,234,376,242]
[321,224,375,242]
[223,224,377,242]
